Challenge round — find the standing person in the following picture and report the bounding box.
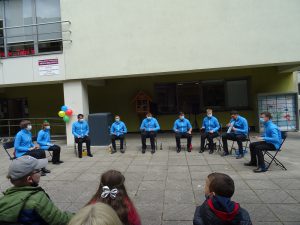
[140,112,160,154]
[87,170,141,225]
[0,156,73,225]
[37,121,63,164]
[14,120,50,175]
[72,114,93,158]
[110,115,127,154]
[193,172,252,225]
[173,112,192,153]
[200,109,220,154]
[68,203,123,225]
[245,112,282,173]
[222,111,248,159]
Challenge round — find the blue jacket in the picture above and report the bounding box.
[173,118,192,133]
[229,116,248,135]
[140,118,160,132]
[14,129,35,158]
[261,120,282,150]
[110,121,127,136]
[202,116,220,133]
[37,129,52,150]
[72,121,89,138]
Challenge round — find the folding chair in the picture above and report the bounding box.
[230,127,251,155]
[204,124,223,152]
[263,131,287,170]
[74,138,88,156]
[2,140,16,160]
[33,136,53,161]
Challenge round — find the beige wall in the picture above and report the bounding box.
[61,0,300,79]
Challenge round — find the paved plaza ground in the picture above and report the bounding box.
[1,132,300,225]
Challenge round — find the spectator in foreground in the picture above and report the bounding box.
[68,202,122,225]
[193,172,252,225]
[0,155,73,225]
[87,170,141,225]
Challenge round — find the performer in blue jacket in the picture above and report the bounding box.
[140,112,160,154]
[200,109,220,154]
[245,111,282,173]
[222,111,248,159]
[14,120,50,175]
[110,115,127,154]
[37,121,63,164]
[72,114,93,158]
[173,112,192,153]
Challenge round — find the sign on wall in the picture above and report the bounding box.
[38,59,59,76]
[257,93,299,131]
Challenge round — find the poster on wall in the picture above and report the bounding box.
[38,58,59,76]
[257,93,299,131]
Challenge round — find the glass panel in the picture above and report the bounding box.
[202,81,225,108]
[155,83,177,114]
[177,82,201,114]
[36,0,62,52]
[226,80,248,108]
[5,0,34,56]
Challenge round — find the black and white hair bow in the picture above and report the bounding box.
[101,186,119,199]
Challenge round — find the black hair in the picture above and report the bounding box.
[207,172,235,198]
[230,110,239,115]
[77,114,84,119]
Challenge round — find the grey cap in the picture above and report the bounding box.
[7,155,48,180]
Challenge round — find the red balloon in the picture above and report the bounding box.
[65,109,73,116]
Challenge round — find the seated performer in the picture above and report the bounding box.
[200,109,220,154]
[245,111,282,173]
[173,112,192,153]
[110,115,127,154]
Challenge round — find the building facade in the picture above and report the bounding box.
[0,0,299,144]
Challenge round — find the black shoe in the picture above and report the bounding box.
[79,155,82,158]
[142,149,146,154]
[42,168,51,173]
[120,149,125,153]
[244,162,257,167]
[236,154,244,159]
[111,149,117,154]
[253,167,267,173]
[177,148,181,153]
[151,149,155,154]
[87,154,93,157]
[187,147,191,152]
[221,152,229,157]
[209,150,213,154]
[53,160,64,165]
[199,149,204,153]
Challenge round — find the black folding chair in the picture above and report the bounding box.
[33,136,53,160]
[230,127,251,155]
[263,131,287,170]
[204,124,223,152]
[2,140,16,160]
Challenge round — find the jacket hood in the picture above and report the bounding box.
[207,197,240,221]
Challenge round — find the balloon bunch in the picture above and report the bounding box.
[58,105,73,122]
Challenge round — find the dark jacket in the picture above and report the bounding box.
[193,198,252,225]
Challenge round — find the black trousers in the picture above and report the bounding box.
[75,136,91,157]
[24,149,46,159]
[175,132,192,149]
[141,131,156,150]
[222,133,247,155]
[111,134,124,150]
[250,141,276,167]
[48,145,61,163]
[201,132,219,151]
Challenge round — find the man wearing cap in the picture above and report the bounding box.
[0,156,73,224]
[173,112,193,153]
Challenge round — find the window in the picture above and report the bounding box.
[154,83,177,114]
[154,79,250,114]
[177,82,201,114]
[0,0,64,58]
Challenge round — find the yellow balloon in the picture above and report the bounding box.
[58,111,65,117]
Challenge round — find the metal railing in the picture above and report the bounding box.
[0,117,66,139]
[0,20,72,58]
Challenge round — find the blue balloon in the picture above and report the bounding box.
[61,105,68,112]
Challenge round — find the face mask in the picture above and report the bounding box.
[45,126,50,130]
[207,114,212,117]
[26,125,32,131]
[115,118,120,122]
[147,117,152,120]
[180,116,184,120]
[259,118,265,123]
[79,119,84,122]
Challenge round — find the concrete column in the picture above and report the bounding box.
[63,80,89,145]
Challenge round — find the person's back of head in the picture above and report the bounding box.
[68,203,123,225]
[207,172,235,198]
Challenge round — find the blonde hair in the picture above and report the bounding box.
[206,109,212,113]
[68,203,123,225]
